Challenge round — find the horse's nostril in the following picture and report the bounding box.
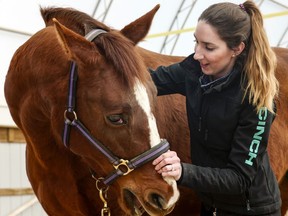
[150,193,165,210]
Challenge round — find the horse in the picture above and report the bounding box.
[4,5,180,216]
[4,4,288,216]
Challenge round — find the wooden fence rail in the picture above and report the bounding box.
[0,188,34,196]
[0,127,25,143]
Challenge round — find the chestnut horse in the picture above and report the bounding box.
[5,5,288,216]
[4,5,180,216]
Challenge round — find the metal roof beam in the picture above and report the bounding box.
[160,0,198,55]
[277,24,288,47]
[91,0,114,22]
[0,27,32,37]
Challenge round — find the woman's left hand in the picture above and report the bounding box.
[152,150,182,181]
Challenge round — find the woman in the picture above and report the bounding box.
[151,1,281,215]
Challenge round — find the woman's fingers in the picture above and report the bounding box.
[153,151,177,170]
[152,150,182,180]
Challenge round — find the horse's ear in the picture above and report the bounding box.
[52,18,99,63]
[120,4,160,45]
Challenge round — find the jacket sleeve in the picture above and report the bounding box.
[178,100,275,194]
[149,63,187,96]
[149,54,201,96]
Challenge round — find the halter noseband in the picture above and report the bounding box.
[62,29,170,185]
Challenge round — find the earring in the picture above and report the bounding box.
[232,54,236,57]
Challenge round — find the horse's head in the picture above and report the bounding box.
[41,5,178,215]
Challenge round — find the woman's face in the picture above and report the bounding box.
[193,20,237,79]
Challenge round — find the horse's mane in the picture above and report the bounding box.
[41,7,147,88]
[41,7,109,35]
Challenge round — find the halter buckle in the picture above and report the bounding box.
[64,110,77,125]
[113,159,134,175]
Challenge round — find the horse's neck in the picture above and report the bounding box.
[138,47,184,69]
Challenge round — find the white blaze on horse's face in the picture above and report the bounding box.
[133,79,161,147]
[133,79,180,208]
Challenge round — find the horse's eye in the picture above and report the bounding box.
[107,114,128,125]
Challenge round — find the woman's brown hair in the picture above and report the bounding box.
[198,0,278,113]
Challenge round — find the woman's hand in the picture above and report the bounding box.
[152,150,182,181]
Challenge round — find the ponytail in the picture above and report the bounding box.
[242,1,278,113]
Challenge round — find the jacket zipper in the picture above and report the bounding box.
[198,94,209,140]
[198,117,202,132]
[246,199,251,211]
[204,129,208,141]
[245,190,251,211]
[213,208,217,216]
[198,93,204,132]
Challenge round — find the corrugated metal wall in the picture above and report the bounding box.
[0,141,47,216]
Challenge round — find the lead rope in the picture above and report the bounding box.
[92,175,111,216]
[99,189,110,216]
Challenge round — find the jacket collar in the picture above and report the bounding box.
[199,67,239,93]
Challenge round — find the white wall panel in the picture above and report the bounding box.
[0,143,47,216]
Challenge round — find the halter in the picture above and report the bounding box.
[62,29,170,185]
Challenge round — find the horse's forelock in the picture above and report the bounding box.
[95,30,147,88]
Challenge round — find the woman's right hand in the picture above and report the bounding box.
[152,150,182,181]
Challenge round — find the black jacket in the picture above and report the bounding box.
[150,54,281,215]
